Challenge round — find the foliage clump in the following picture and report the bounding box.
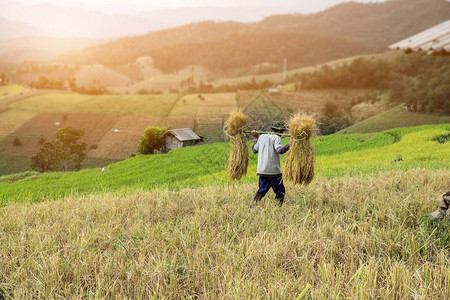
[319,101,351,135]
[29,75,64,90]
[298,53,450,114]
[38,137,46,145]
[12,137,22,147]
[432,133,450,144]
[137,126,165,155]
[31,126,87,172]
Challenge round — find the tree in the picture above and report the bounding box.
[319,101,351,135]
[68,78,77,91]
[31,126,87,172]
[137,127,165,154]
[35,75,49,89]
[12,137,22,146]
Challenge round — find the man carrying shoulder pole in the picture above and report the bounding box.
[249,121,291,211]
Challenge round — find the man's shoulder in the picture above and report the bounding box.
[259,133,278,139]
[268,134,282,141]
[258,134,280,146]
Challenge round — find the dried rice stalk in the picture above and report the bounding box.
[225,110,249,181]
[283,113,316,185]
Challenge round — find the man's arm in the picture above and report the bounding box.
[274,135,290,154]
[252,130,259,154]
[276,142,290,154]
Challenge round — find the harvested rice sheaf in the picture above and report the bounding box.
[225,110,249,181]
[283,113,316,185]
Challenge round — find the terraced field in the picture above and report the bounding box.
[10,93,179,117]
[1,123,448,204]
[0,112,122,156]
[0,111,166,160]
[89,115,165,159]
[111,65,209,94]
[0,154,119,176]
[0,124,448,299]
[0,109,38,140]
[74,64,132,87]
[237,90,376,114]
[0,84,27,100]
[1,82,448,176]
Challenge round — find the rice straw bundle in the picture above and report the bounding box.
[283,113,316,185]
[225,110,249,181]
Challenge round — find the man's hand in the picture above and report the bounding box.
[251,130,259,138]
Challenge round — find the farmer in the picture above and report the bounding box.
[249,121,291,210]
[430,191,450,220]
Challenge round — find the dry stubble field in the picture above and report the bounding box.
[0,169,448,299]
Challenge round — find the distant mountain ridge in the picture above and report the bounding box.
[138,6,294,28]
[0,16,47,40]
[0,37,110,63]
[62,0,450,73]
[257,0,450,48]
[0,1,167,39]
[0,1,294,39]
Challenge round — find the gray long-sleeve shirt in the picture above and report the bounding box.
[252,134,290,176]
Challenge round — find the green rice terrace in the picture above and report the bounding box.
[1,124,449,205]
[0,123,449,299]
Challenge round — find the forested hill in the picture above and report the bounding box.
[62,0,450,73]
[257,0,450,48]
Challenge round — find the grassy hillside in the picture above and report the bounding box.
[211,51,402,88]
[9,93,178,117]
[0,84,26,99]
[73,65,132,87]
[0,154,119,177]
[0,168,448,298]
[339,105,450,134]
[1,124,448,206]
[1,123,449,298]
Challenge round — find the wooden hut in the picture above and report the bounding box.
[164,128,203,151]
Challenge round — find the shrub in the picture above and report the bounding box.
[319,101,352,135]
[12,137,22,146]
[31,126,87,172]
[137,126,165,155]
[137,89,149,95]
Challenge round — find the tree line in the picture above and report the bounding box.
[298,53,450,114]
[28,76,110,95]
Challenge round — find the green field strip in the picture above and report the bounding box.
[339,105,450,134]
[0,124,449,205]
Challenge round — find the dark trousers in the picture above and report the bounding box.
[254,175,285,205]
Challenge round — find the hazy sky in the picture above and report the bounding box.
[14,0,388,14]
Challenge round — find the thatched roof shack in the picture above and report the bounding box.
[164,128,203,151]
[389,20,450,56]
